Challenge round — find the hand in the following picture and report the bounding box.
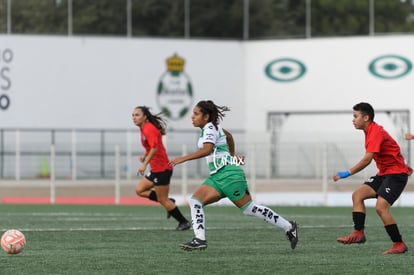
[139,155,146,162]
[405,133,413,140]
[137,164,147,175]
[169,157,185,167]
[333,170,350,181]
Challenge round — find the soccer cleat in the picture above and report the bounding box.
[167,198,176,219]
[286,221,298,249]
[176,221,191,231]
[179,238,208,251]
[383,242,408,255]
[337,230,366,244]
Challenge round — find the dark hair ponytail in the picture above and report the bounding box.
[135,106,167,135]
[196,100,230,129]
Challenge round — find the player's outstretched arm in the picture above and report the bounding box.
[333,152,374,181]
[405,133,414,140]
[169,143,214,167]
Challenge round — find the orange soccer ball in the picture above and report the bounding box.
[1,229,26,254]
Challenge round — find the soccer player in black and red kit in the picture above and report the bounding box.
[333,102,410,254]
[133,106,190,231]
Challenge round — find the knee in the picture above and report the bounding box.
[375,205,388,217]
[135,187,144,197]
[351,192,358,203]
[351,190,364,203]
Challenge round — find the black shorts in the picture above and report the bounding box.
[145,169,173,186]
[364,174,408,205]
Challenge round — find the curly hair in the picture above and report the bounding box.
[196,100,230,129]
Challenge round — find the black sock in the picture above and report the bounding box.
[168,207,188,223]
[148,190,158,202]
[385,224,403,243]
[352,212,365,231]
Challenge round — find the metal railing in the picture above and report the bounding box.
[0,128,244,180]
[0,128,371,180]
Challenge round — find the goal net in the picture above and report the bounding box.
[267,109,410,179]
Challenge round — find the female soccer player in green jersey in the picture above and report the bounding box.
[169,100,298,251]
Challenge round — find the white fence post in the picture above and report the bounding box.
[71,129,77,180]
[126,131,132,181]
[15,129,20,181]
[50,144,56,204]
[322,143,328,206]
[249,143,256,199]
[115,145,121,205]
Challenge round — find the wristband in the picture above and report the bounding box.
[337,170,350,179]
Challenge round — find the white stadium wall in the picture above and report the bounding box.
[0,35,244,130]
[244,36,414,137]
[1,35,414,152]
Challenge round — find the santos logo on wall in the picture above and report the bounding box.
[368,54,412,79]
[156,53,193,120]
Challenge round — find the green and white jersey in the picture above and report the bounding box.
[198,122,231,174]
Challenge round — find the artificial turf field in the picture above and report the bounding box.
[1,204,414,274]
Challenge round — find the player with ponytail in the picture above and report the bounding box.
[133,106,190,231]
[169,100,298,250]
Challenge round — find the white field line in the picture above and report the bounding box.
[3,212,414,232]
[2,225,358,232]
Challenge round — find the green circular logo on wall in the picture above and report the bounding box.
[265,58,306,82]
[368,55,412,79]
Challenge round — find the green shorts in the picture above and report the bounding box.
[203,165,249,201]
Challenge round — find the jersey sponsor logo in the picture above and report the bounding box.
[368,55,412,79]
[156,53,193,120]
[366,177,375,183]
[233,190,240,197]
[265,58,306,82]
[193,203,204,229]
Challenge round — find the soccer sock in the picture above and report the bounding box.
[384,224,403,243]
[242,201,292,232]
[168,207,188,223]
[148,190,158,202]
[189,197,206,240]
[352,212,365,231]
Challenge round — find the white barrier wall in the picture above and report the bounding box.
[0,36,244,130]
[244,36,414,138]
[1,35,414,138]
